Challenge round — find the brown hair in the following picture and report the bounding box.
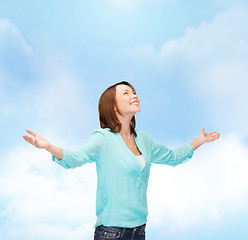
[98,81,137,137]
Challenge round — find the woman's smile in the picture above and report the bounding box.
[130,101,139,105]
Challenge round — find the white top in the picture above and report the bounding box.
[136,154,146,170]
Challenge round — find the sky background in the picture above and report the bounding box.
[1,0,248,239]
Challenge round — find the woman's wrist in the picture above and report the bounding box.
[190,136,205,150]
[45,142,52,151]
[198,136,206,145]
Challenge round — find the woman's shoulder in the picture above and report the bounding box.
[136,129,151,140]
[136,128,148,135]
[92,127,113,137]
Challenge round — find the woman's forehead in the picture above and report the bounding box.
[116,84,134,92]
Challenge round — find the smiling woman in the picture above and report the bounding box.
[99,81,140,137]
[22,81,220,240]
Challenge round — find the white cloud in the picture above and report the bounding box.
[32,54,94,144]
[1,5,248,239]
[0,18,36,119]
[0,19,34,57]
[0,19,94,145]
[122,6,248,136]
[0,146,97,240]
[0,18,36,85]
[148,133,248,232]
[1,134,248,239]
[0,19,98,240]
[127,7,248,227]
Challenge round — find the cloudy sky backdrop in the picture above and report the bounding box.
[1,0,248,239]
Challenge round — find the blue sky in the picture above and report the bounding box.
[1,0,248,239]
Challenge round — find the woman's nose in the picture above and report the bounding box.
[132,96,137,101]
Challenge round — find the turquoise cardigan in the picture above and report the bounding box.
[52,128,194,228]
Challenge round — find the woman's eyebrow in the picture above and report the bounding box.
[122,89,135,93]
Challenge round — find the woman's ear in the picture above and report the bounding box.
[114,105,117,112]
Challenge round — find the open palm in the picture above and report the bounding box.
[22,129,50,149]
[200,128,220,143]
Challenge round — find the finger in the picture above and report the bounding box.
[30,137,37,146]
[22,135,28,142]
[26,129,37,137]
[24,136,31,143]
[213,134,220,140]
[23,135,28,141]
[208,132,217,136]
[209,131,217,135]
[28,136,34,144]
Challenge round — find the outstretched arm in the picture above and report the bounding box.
[22,129,63,160]
[190,128,220,150]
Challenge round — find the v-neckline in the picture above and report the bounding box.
[118,132,141,157]
[117,132,148,169]
[116,132,148,174]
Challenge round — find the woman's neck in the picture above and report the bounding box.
[118,115,133,138]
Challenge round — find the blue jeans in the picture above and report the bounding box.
[94,223,146,240]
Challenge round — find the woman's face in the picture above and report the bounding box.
[115,84,140,117]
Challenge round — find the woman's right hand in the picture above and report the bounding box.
[22,129,51,150]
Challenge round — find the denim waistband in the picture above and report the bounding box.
[95,223,146,233]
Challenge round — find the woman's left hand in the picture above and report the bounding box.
[199,128,220,143]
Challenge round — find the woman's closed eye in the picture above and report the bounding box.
[123,91,136,95]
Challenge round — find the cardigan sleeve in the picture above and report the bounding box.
[143,131,194,166]
[51,130,105,169]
